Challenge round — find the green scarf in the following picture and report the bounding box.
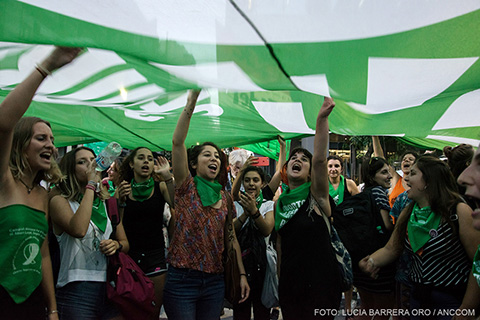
[131,177,154,202]
[0,205,47,303]
[256,191,264,209]
[473,246,480,288]
[275,182,311,231]
[329,176,345,205]
[79,194,108,233]
[194,175,222,207]
[107,180,116,197]
[407,203,442,253]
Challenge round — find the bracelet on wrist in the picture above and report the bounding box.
[368,257,375,268]
[252,210,261,219]
[35,64,52,78]
[240,273,247,277]
[164,177,173,184]
[85,184,96,191]
[117,241,123,252]
[47,310,58,315]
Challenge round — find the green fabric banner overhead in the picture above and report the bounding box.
[0,0,479,150]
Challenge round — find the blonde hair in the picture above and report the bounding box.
[55,147,109,202]
[10,117,63,184]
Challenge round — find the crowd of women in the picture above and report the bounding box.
[1,46,480,320]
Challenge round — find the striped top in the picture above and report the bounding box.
[405,218,470,288]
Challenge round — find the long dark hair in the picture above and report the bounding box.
[397,155,462,238]
[361,156,389,187]
[187,142,227,188]
[115,147,149,185]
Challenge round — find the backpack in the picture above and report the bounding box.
[332,187,391,266]
[105,197,156,320]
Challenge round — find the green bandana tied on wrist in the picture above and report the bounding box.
[275,182,311,231]
[407,203,441,254]
[79,194,108,233]
[131,177,154,202]
[473,246,480,287]
[329,176,345,205]
[194,175,222,207]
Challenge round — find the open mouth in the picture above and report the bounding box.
[40,152,51,160]
[208,164,218,172]
[292,163,301,172]
[141,165,150,171]
[465,195,480,210]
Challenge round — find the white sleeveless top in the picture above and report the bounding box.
[56,200,113,288]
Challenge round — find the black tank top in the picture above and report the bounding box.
[123,182,166,252]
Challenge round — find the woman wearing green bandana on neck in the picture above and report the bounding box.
[115,147,174,319]
[0,47,80,320]
[360,155,480,319]
[164,90,250,320]
[50,147,128,320]
[275,97,341,320]
[232,166,275,320]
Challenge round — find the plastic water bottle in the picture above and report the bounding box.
[95,142,122,171]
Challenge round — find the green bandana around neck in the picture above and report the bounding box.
[329,175,345,205]
[256,191,264,209]
[131,177,154,202]
[194,175,222,207]
[275,182,311,231]
[407,203,442,253]
[473,246,480,287]
[79,194,108,233]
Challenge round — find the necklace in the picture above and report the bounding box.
[19,178,34,194]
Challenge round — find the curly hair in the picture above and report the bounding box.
[187,142,228,188]
[115,147,150,186]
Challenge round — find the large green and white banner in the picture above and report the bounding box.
[0,0,479,151]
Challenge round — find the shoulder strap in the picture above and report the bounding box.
[105,197,119,239]
[224,191,235,249]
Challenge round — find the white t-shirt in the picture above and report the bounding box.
[234,199,274,242]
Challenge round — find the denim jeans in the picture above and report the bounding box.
[56,281,120,320]
[410,285,463,320]
[163,266,225,320]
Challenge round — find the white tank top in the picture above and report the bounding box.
[56,200,113,288]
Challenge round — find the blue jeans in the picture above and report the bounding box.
[410,285,463,320]
[163,266,225,320]
[56,281,120,320]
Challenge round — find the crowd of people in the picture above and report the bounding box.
[1,46,480,320]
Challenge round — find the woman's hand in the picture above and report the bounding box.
[41,46,82,73]
[99,239,119,256]
[116,180,131,203]
[318,96,335,119]
[238,192,257,215]
[238,275,250,303]
[86,159,100,183]
[154,155,172,180]
[358,255,380,279]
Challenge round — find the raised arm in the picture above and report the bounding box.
[0,47,81,179]
[172,90,201,186]
[311,97,335,216]
[267,136,287,194]
[372,136,399,183]
[372,136,385,159]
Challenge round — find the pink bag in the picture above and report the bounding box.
[106,251,156,320]
[105,197,156,320]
